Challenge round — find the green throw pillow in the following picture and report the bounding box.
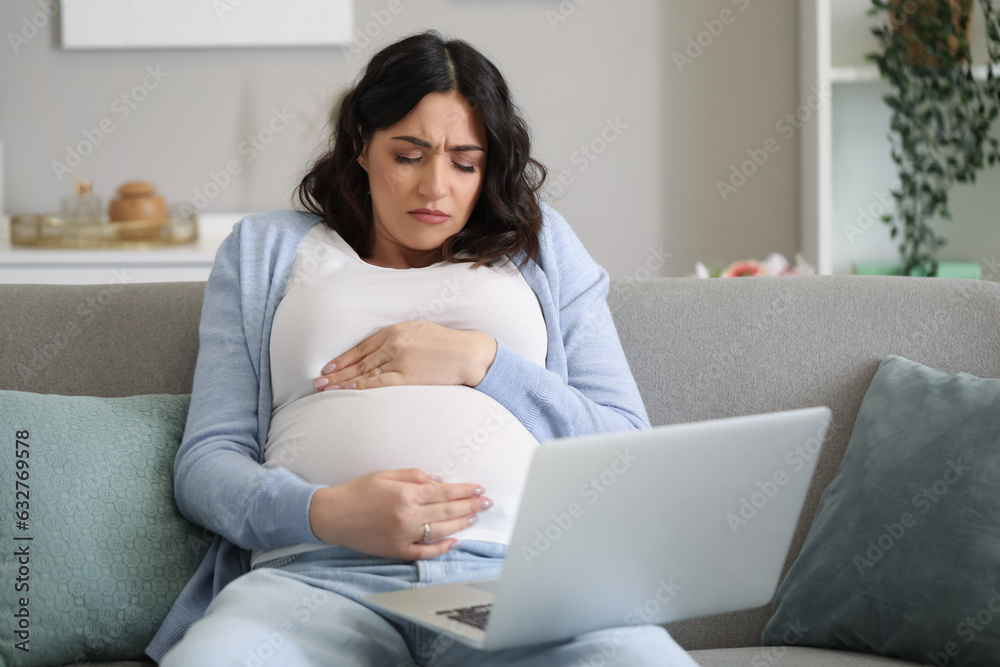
[0,391,212,666]
[761,355,1000,666]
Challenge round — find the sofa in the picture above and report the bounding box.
[1,274,998,667]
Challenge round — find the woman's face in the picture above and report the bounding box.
[359,91,488,269]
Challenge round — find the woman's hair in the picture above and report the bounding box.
[294,29,546,270]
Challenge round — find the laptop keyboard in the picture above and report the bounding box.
[435,603,493,630]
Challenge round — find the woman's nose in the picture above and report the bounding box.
[418,156,449,199]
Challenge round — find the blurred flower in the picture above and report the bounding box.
[721,260,767,277]
[763,252,789,276]
[688,253,816,278]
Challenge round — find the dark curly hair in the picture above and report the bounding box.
[294,29,547,270]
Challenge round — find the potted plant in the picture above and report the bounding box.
[865,0,1000,276]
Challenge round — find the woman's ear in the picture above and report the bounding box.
[355,124,368,170]
[355,124,365,153]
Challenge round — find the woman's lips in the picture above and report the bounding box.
[408,211,450,224]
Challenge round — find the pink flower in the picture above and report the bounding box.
[721,260,768,277]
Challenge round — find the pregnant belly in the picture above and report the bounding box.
[263,385,539,541]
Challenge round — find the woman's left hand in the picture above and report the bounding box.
[312,320,498,391]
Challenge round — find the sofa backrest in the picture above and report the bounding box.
[2,275,998,651]
[608,274,1000,648]
[0,282,204,397]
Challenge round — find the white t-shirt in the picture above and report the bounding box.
[250,223,547,568]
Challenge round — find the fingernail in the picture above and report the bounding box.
[468,515,479,525]
[450,540,461,550]
[472,486,485,496]
[480,498,493,510]
[313,378,329,389]
[430,473,444,482]
[344,382,357,390]
[322,363,336,374]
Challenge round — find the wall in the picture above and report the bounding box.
[1,0,801,278]
[661,0,801,277]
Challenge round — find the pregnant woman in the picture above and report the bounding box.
[149,29,698,666]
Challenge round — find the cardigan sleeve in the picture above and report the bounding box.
[172,222,328,551]
[472,205,651,441]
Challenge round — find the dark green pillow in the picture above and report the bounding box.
[761,355,1000,665]
[0,391,211,666]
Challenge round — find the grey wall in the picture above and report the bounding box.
[662,0,800,277]
[1,0,801,278]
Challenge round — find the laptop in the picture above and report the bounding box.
[364,405,831,651]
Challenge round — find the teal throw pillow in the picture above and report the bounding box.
[0,391,212,667]
[761,355,1000,666]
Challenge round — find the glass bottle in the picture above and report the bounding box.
[61,179,104,225]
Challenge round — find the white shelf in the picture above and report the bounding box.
[0,213,246,284]
[831,63,1000,83]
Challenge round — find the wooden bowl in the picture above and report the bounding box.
[108,181,169,223]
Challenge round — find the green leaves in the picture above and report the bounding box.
[865,0,1000,277]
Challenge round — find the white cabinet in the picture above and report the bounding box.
[799,0,1000,276]
[0,213,245,284]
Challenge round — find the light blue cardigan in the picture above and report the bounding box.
[146,202,651,662]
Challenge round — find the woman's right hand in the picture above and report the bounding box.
[307,468,493,560]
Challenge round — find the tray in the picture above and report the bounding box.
[9,206,198,249]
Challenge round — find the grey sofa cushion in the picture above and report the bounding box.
[760,355,1000,664]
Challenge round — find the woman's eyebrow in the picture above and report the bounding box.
[390,135,485,152]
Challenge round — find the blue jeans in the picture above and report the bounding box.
[159,540,699,667]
